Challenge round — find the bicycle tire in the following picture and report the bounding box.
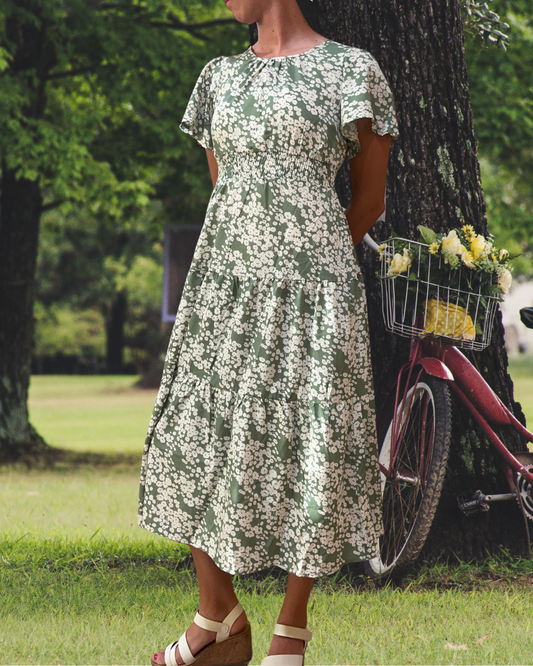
[364,373,452,579]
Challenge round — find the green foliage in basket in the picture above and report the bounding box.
[379,225,516,303]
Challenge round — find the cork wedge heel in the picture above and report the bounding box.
[151,602,252,666]
[260,623,313,666]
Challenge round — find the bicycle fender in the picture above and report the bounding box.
[416,358,454,382]
[376,359,452,444]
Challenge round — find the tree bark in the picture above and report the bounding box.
[0,167,47,460]
[300,0,528,559]
[0,7,55,461]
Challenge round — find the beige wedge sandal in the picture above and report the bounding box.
[260,623,313,666]
[151,602,252,666]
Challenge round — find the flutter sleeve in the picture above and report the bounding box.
[179,57,221,151]
[340,49,399,159]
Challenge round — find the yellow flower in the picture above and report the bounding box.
[428,242,440,255]
[470,234,486,260]
[387,248,412,277]
[461,225,476,243]
[461,250,476,268]
[499,249,509,261]
[378,243,387,258]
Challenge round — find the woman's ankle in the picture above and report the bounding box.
[276,611,307,628]
[198,596,242,620]
[197,597,247,636]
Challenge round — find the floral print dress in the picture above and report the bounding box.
[138,39,399,578]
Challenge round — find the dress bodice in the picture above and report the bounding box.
[181,40,398,188]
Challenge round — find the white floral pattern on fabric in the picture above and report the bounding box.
[138,40,399,578]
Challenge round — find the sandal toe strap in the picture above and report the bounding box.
[164,641,180,666]
[164,631,195,666]
[273,623,313,643]
[178,631,196,665]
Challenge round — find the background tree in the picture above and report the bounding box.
[34,206,166,375]
[296,0,530,560]
[0,0,245,460]
[465,0,533,275]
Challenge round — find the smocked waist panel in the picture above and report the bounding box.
[217,152,337,188]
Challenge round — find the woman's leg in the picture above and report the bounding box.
[267,574,315,656]
[153,546,248,665]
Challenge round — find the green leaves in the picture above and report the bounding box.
[0,1,246,227]
[418,225,438,245]
[461,0,510,49]
[463,0,533,276]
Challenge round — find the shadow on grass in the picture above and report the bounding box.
[2,533,532,593]
[236,553,533,594]
[0,444,140,471]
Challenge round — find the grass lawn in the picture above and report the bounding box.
[0,370,532,664]
[0,465,159,541]
[508,355,533,428]
[28,374,157,453]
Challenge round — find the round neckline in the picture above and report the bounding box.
[249,39,330,61]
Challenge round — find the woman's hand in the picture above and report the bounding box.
[345,117,392,248]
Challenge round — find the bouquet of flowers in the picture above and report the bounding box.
[378,225,515,349]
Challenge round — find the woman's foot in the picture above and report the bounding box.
[152,606,248,666]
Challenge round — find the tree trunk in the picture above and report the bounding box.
[301,0,528,559]
[0,166,47,460]
[105,292,127,374]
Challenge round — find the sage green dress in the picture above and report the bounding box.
[138,40,399,578]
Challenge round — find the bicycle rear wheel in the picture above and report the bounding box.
[364,372,452,579]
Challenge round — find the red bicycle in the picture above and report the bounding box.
[363,235,533,579]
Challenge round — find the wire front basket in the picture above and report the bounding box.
[379,237,500,351]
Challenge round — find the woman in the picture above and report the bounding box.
[140,1,398,665]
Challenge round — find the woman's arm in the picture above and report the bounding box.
[206,149,218,188]
[345,117,392,248]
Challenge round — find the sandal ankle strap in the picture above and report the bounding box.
[273,623,313,643]
[194,602,245,643]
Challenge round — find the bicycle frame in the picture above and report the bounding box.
[382,337,533,490]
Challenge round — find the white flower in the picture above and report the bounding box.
[497,267,512,294]
[441,230,462,256]
[499,249,509,261]
[482,241,493,259]
[387,248,411,277]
